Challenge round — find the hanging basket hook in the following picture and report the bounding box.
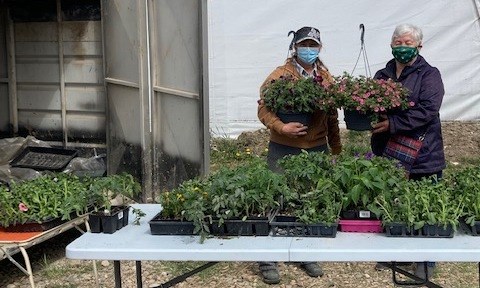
[359,24,365,45]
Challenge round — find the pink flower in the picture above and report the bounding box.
[409,101,415,107]
[19,202,28,212]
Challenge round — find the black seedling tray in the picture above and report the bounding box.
[10,146,78,171]
[270,215,338,237]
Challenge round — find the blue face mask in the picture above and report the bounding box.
[296,47,320,65]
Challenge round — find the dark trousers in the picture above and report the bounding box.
[267,141,328,173]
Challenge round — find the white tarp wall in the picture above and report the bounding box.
[208,0,480,138]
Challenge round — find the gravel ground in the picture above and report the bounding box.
[1,121,480,288]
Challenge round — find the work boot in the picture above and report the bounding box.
[299,262,324,277]
[414,262,435,279]
[259,262,280,284]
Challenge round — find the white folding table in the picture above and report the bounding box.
[66,204,480,288]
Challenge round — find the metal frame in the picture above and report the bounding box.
[0,216,96,288]
[112,260,217,288]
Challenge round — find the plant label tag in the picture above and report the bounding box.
[359,210,371,218]
[118,213,123,220]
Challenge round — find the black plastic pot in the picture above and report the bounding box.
[88,213,102,233]
[270,215,338,238]
[344,109,373,131]
[460,219,480,236]
[385,222,453,238]
[211,217,270,236]
[101,214,118,234]
[277,112,312,126]
[149,213,196,235]
[422,224,454,238]
[88,205,130,234]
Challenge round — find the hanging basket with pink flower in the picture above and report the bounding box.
[330,73,413,131]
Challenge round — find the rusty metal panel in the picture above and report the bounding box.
[66,112,105,140]
[62,21,105,142]
[65,86,105,112]
[153,92,202,189]
[14,22,58,41]
[102,0,139,84]
[153,0,199,93]
[102,0,144,181]
[64,58,103,84]
[17,85,60,110]
[101,0,208,195]
[17,111,62,131]
[62,21,101,41]
[0,10,8,132]
[14,21,61,140]
[151,0,208,191]
[12,19,105,143]
[0,85,8,132]
[105,83,142,179]
[15,42,58,56]
[16,59,60,82]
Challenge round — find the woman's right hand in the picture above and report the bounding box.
[281,122,308,138]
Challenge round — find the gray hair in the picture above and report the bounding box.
[391,24,423,45]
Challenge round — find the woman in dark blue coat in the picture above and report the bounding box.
[371,23,446,278]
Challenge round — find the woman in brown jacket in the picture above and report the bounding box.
[257,26,342,284]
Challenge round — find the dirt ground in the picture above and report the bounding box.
[1,121,480,288]
[441,121,480,163]
[237,121,480,164]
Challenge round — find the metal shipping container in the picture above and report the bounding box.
[0,0,209,200]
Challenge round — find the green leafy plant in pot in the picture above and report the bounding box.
[332,152,408,220]
[279,151,343,223]
[261,75,334,125]
[88,172,141,233]
[155,177,212,239]
[370,176,464,236]
[0,173,94,231]
[270,151,342,237]
[449,166,480,231]
[208,158,288,236]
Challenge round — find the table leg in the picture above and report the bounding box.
[114,261,122,288]
[136,261,142,288]
[384,262,443,288]
[158,262,218,288]
[19,247,35,288]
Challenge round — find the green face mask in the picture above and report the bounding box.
[392,46,419,64]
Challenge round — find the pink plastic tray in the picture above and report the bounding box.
[338,219,383,233]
